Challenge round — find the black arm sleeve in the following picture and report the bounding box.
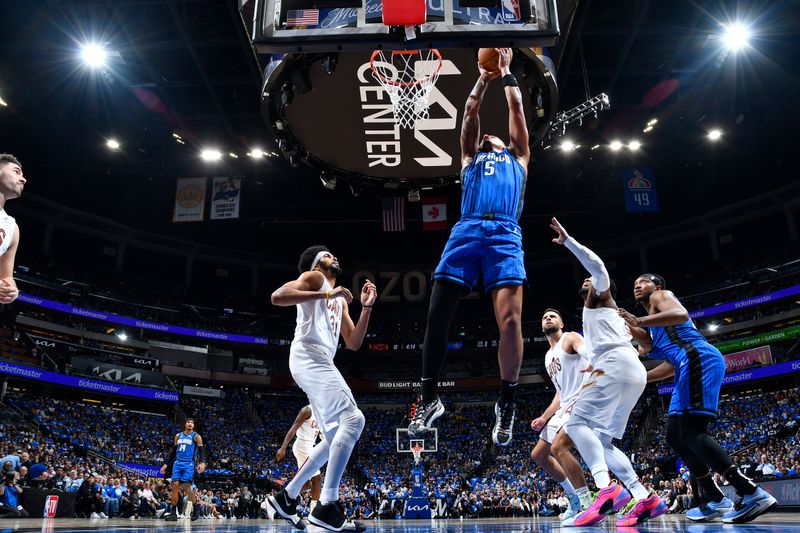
[165,447,176,466]
[196,444,206,464]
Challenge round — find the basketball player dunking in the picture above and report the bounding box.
[276,404,324,512]
[549,218,667,527]
[269,246,376,531]
[531,309,593,520]
[619,275,776,523]
[409,48,530,446]
[0,154,26,305]
[160,418,205,521]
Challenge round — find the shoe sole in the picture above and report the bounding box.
[617,502,668,527]
[409,403,445,435]
[686,508,730,522]
[722,498,777,524]
[307,515,352,532]
[267,496,306,530]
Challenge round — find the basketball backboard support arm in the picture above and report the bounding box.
[247,0,560,53]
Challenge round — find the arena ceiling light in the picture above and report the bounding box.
[560,140,576,152]
[81,43,109,68]
[105,139,120,150]
[708,129,723,141]
[200,149,222,162]
[248,149,265,159]
[707,323,719,332]
[628,140,642,151]
[609,140,623,151]
[117,332,128,341]
[0,96,7,107]
[722,22,751,52]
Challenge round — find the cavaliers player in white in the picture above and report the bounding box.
[530,309,592,520]
[269,245,376,532]
[0,154,25,305]
[276,404,324,512]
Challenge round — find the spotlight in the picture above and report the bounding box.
[560,140,575,152]
[722,22,751,52]
[628,140,642,151]
[106,139,120,150]
[643,126,653,133]
[117,332,128,341]
[81,43,108,68]
[707,324,719,332]
[0,96,7,107]
[201,149,222,161]
[590,144,600,150]
[609,140,623,151]
[708,129,722,141]
[249,149,265,159]
[228,152,238,159]
[647,118,658,126]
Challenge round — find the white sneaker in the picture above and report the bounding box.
[99,512,109,518]
[90,512,101,519]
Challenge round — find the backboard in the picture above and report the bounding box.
[245,0,560,53]
[396,427,438,453]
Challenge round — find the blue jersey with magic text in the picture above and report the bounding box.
[461,149,527,219]
[175,431,197,463]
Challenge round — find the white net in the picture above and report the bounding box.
[370,49,443,129]
[411,444,423,464]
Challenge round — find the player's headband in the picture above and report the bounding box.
[310,251,331,271]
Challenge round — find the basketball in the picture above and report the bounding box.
[478,48,500,73]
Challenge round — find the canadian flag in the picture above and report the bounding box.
[422,197,447,231]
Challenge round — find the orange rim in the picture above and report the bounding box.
[370,49,443,88]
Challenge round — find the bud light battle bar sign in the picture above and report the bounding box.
[0,360,179,403]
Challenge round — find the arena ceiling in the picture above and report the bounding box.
[0,0,798,262]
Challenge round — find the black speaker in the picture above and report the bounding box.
[315,0,361,7]
[459,0,501,7]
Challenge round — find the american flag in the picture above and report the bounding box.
[382,197,405,232]
[286,9,319,27]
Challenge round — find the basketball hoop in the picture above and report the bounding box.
[411,444,423,464]
[370,48,443,129]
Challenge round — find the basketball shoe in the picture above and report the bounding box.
[267,489,306,530]
[686,496,734,522]
[408,395,445,435]
[721,487,777,524]
[616,492,668,526]
[309,501,366,531]
[573,481,631,526]
[491,401,516,446]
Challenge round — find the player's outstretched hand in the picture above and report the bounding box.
[330,286,353,303]
[618,308,640,327]
[0,277,19,304]
[159,464,167,475]
[361,279,377,307]
[275,447,286,462]
[497,48,512,72]
[197,463,205,474]
[550,217,570,245]
[531,416,547,431]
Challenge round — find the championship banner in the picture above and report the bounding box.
[210,177,242,220]
[172,177,207,222]
[622,167,659,212]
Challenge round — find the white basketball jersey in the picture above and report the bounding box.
[0,210,16,258]
[582,307,635,363]
[295,406,321,448]
[291,278,343,357]
[544,334,589,408]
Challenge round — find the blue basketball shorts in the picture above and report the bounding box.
[433,215,526,292]
[668,344,725,418]
[171,460,194,483]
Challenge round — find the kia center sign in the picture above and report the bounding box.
[263,48,557,186]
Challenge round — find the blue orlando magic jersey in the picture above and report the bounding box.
[461,149,527,220]
[646,319,722,366]
[175,431,197,463]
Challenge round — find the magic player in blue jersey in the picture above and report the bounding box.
[409,48,530,446]
[160,417,205,521]
[619,275,776,524]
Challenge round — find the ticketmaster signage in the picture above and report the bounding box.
[0,360,179,403]
[117,462,164,478]
[713,325,800,354]
[17,293,269,346]
[657,359,800,396]
[688,283,800,319]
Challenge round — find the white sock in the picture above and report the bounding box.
[320,436,358,504]
[560,478,577,497]
[593,470,611,489]
[601,441,650,500]
[286,441,330,499]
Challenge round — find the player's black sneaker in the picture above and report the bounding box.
[492,401,516,446]
[309,501,365,532]
[267,489,306,530]
[407,395,445,435]
[164,511,178,521]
